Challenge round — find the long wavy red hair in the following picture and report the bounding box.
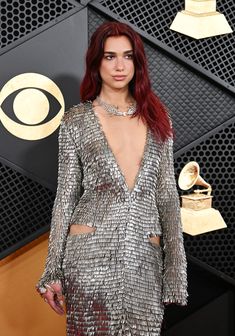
[80,21,173,142]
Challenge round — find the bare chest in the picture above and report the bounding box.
[93,106,148,191]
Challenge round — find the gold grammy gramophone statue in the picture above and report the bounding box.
[178,161,227,235]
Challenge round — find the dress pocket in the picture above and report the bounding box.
[67,228,97,241]
[147,234,163,268]
[147,232,162,249]
[149,240,162,257]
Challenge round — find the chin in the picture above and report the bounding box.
[110,81,130,90]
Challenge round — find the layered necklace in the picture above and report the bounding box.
[96,96,137,117]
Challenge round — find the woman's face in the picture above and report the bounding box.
[99,35,135,91]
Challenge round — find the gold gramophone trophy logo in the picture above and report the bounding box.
[178,161,227,235]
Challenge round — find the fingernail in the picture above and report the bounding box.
[60,300,63,306]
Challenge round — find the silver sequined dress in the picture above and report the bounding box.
[37,101,188,335]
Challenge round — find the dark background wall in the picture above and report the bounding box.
[0,1,234,335]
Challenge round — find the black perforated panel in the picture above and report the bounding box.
[97,0,235,88]
[0,0,75,49]
[0,161,55,259]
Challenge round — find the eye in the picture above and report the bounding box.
[104,55,115,60]
[125,54,133,59]
[0,73,65,141]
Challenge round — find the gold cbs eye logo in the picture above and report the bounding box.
[0,73,65,140]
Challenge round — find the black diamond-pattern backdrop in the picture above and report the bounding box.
[145,43,235,152]
[97,0,235,88]
[0,0,75,49]
[0,160,55,259]
[88,8,235,282]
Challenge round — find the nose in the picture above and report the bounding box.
[115,57,124,71]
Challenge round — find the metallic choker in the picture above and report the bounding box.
[96,96,136,117]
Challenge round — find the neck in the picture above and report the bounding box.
[99,86,133,106]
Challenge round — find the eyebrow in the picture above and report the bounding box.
[104,50,133,54]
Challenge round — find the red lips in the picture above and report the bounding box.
[112,76,126,80]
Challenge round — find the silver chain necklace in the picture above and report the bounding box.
[96,96,136,117]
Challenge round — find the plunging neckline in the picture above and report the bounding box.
[89,101,150,195]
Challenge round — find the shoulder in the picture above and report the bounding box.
[158,134,174,150]
[59,102,90,138]
[61,102,86,126]
[58,102,91,145]
[159,136,174,161]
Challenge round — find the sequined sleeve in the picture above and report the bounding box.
[156,137,188,306]
[36,114,82,290]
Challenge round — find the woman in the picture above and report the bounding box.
[36,21,188,335]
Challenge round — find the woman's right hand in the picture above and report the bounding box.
[39,282,65,315]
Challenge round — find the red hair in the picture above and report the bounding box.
[80,21,173,142]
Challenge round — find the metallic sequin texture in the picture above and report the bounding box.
[37,101,188,335]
